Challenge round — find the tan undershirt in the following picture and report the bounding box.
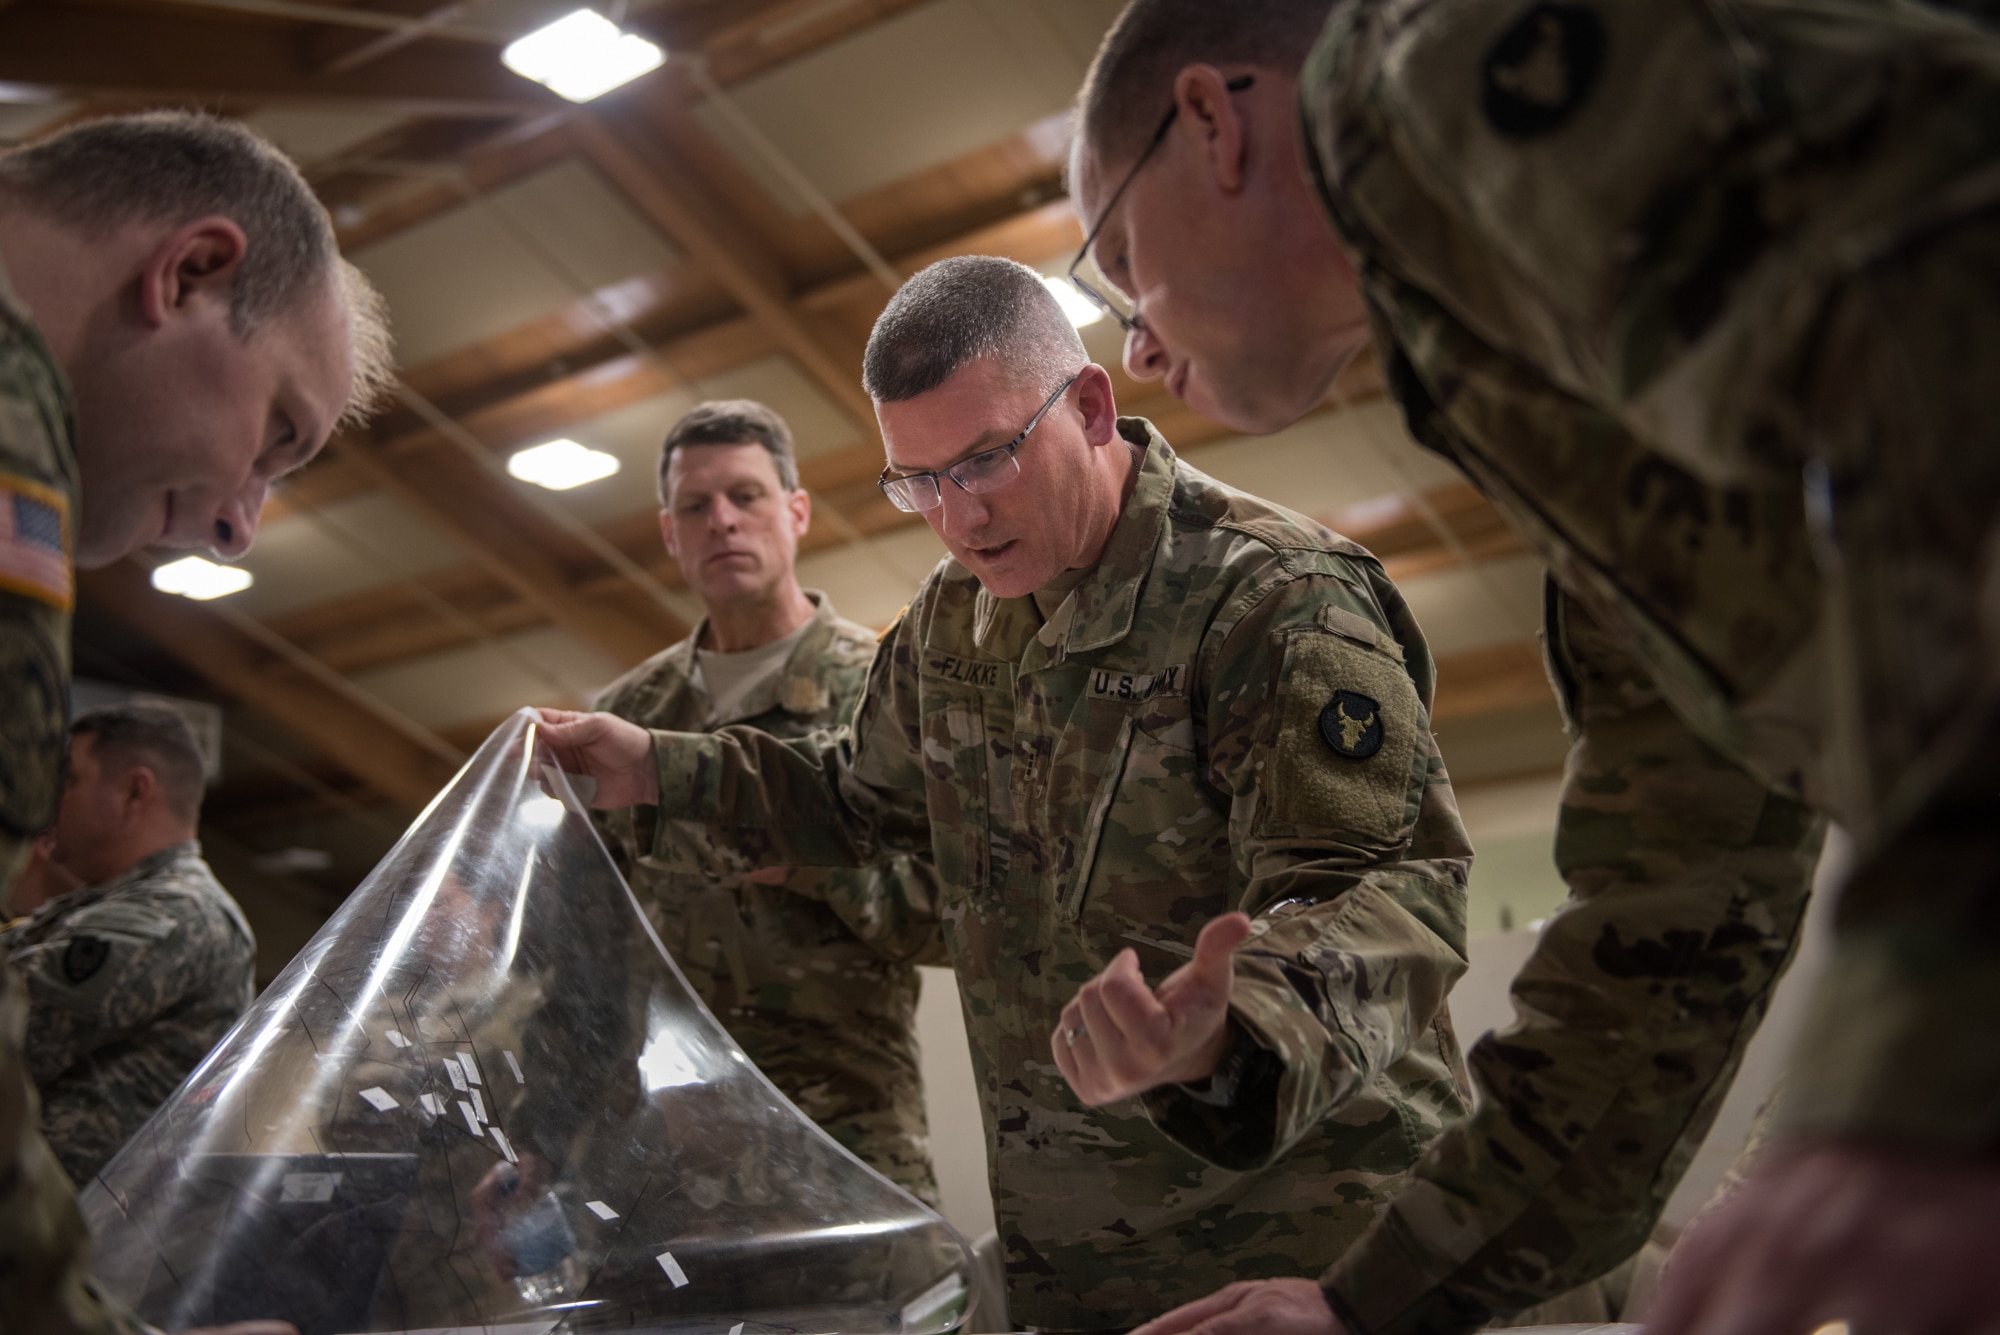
[694,617,813,723]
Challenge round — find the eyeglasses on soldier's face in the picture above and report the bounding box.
[877,372,1082,514]
[1067,74,1257,333]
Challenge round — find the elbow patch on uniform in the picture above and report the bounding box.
[1260,629,1424,847]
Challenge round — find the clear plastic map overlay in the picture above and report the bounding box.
[80,708,973,1335]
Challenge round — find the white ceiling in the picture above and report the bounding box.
[694,0,1122,213]
[351,157,684,367]
[243,107,408,169]
[235,490,471,619]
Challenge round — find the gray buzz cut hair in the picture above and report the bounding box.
[657,398,801,506]
[1075,0,1336,173]
[863,255,1085,404]
[0,111,395,430]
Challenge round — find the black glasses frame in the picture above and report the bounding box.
[1066,74,1256,333]
[877,372,1083,513]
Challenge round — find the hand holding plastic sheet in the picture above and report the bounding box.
[535,707,658,807]
[80,708,972,1335]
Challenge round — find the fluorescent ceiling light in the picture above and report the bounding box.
[507,438,621,490]
[1043,275,1106,328]
[501,9,665,102]
[151,555,253,600]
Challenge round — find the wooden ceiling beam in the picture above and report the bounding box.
[570,110,880,432]
[79,564,462,810]
[0,0,559,116]
[1430,640,1553,724]
[332,429,684,667]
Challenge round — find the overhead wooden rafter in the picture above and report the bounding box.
[570,109,879,431]
[80,564,464,810]
[0,0,560,115]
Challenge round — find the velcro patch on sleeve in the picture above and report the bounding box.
[0,471,71,611]
[1262,629,1423,847]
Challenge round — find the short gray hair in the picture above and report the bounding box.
[863,255,1084,403]
[657,399,800,505]
[1076,0,1335,172]
[72,705,207,824]
[0,111,394,429]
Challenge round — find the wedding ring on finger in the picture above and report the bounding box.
[1063,1023,1089,1047]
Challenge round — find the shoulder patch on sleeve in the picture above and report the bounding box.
[0,471,72,611]
[1261,630,1425,847]
[63,935,109,983]
[1317,602,1400,658]
[66,901,182,943]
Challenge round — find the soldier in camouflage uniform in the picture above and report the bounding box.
[592,398,943,1203]
[1063,3,2000,1334]
[543,255,1475,1332]
[6,705,257,1184]
[0,111,389,1335]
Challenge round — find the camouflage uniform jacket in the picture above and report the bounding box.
[4,840,257,1184]
[0,257,142,1334]
[592,592,944,1203]
[1299,3,2000,1331]
[642,422,1474,1331]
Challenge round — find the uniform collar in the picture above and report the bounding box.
[686,590,842,725]
[36,839,201,923]
[92,839,201,897]
[976,417,1174,662]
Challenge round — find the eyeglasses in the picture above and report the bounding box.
[877,372,1081,514]
[1067,74,1256,333]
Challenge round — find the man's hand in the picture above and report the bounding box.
[535,709,659,807]
[1647,1141,2000,1335]
[1129,1278,1346,1335]
[1051,912,1252,1105]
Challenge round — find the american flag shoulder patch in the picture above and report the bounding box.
[0,471,72,611]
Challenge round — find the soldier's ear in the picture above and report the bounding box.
[658,508,679,560]
[786,487,812,539]
[121,764,159,817]
[1173,64,1249,196]
[140,216,250,328]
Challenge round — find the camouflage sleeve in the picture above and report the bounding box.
[12,897,208,1088]
[648,603,934,879]
[1754,169,2000,1157]
[0,960,147,1335]
[1138,565,1472,1172]
[782,856,947,966]
[1319,585,1824,1335]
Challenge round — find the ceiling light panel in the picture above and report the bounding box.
[151,556,253,600]
[502,9,665,103]
[1043,276,1106,328]
[508,439,622,491]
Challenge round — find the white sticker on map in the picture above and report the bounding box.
[470,1088,486,1123]
[445,1058,468,1092]
[457,1100,481,1137]
[490,1125,518,1163]
[419,1093,444,1116]
[656,1252,689,1288]
[458,1052,483,1086]
[358,1087,397,1113]
[586,1200,618,1221]
[504,1049,525,1084]
[281,1172,340,1203]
